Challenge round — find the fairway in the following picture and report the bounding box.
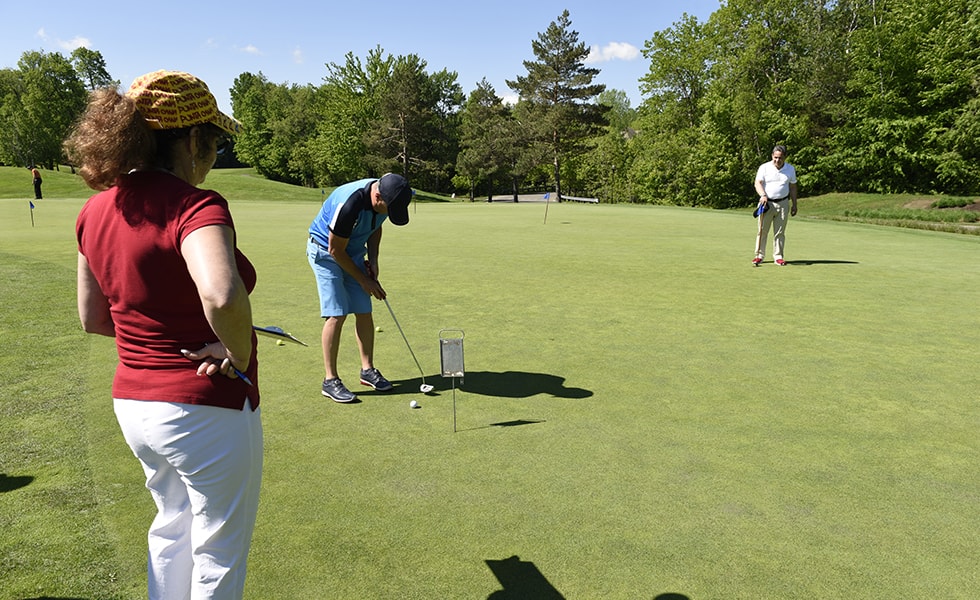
[1,194,978,599]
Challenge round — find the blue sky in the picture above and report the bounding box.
[2,0,721,115]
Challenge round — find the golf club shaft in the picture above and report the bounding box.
[382,297,426,381]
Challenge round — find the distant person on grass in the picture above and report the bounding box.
[30,166,42,199]
[67,70,261,600]
[753,144,798,266]
[308,174,412,402]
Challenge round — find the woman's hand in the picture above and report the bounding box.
[181,343,248,380]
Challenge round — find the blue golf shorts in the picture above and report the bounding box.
[307,238,372,317]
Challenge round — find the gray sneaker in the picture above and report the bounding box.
[359,368,393,391]
[322,378,357,403]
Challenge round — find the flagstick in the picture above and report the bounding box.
[543,192,550,224]
[29,200,35,227]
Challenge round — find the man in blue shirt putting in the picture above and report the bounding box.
[308,174,412,402]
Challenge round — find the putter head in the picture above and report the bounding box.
[419,383,434,394]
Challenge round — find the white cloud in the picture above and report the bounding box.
[34,28,89,51]
[59,36,91,51]
[585,42,640,64]
[501,93,519,106]
[239,44,262,55]
[293,47,304,64]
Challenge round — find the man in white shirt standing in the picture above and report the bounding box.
[753,145,798,266]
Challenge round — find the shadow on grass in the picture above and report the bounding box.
[489,419,546,427]
[486,555,565,599]
[785,259,859,266]
[454,419,547,433]
[457,371,593,399]
[484,555,692,599]
[371,371,592,399]
[0,473,34,492]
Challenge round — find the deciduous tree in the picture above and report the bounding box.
[580,89,636,203]
[230,71,317,185]
[70,48,117,90]
[14,50,87,168]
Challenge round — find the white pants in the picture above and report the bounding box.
[754,199,789,260]
[114,399,263,600]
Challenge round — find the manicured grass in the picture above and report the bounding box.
[1,171,978,598]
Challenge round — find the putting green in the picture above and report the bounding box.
[1,195,977,599]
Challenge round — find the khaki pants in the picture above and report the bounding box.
[754,199,789,261]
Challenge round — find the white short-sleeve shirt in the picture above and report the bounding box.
[755,162,797,200]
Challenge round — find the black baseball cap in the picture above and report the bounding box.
[378,173,412,225]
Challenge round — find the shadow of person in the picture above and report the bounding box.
[378,372,593,399]
[457,371,593,399]
[0,473,34,493]
[486,555,565,599]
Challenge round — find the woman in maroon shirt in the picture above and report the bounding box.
[66,70,261,600]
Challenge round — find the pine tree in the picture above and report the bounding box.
[507,10,606,201]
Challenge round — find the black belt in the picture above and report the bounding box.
[310,235,328,248]
[769,196,789,202]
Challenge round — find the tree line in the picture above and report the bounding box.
[635,0,980,207]
[1,1,975,207]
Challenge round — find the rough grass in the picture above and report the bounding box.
[798,191,980,234]
[1,168,978,599]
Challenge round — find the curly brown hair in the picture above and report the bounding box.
[63,88,154,191]
[64,88,224,191]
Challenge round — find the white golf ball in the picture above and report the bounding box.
[410,400,418,409]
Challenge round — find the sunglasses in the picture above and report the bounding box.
[216,135,232,156]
